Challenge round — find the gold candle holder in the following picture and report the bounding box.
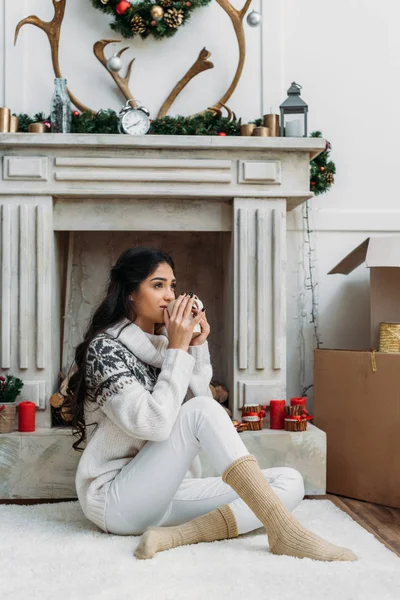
[28,122,46,134]
[253,126,269,137]
[240,123,256,136]
[9,116,19,133]
[0,107,11,133]
[263,114,280,137]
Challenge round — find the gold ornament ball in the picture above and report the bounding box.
[151,5,164,20]
[100,0,109,4]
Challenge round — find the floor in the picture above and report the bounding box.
[308,494,400,557]
[1,494,399,557]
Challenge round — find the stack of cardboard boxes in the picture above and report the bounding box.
[314,236,400,508]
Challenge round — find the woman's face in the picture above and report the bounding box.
[131,262,177,330]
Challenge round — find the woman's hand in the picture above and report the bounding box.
[189,307,210,346]
[163,294,204,352]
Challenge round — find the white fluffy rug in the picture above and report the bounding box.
[2,499,400,600]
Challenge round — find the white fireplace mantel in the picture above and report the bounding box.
[0,134,327,500]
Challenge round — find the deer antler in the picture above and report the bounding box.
[157,47,214,119]
[207,0,253,113]
[158,0,252,118]
[93,40,137,109]
[14,0,94,114]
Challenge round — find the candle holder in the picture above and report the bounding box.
[240,123,256,136]
[28,122,46,133]
[241,404,267,431]
[0,404,17,433]
[9,115,19,132]
[252,126,269,137]
[263,114,280,137]
[0,107,11,133]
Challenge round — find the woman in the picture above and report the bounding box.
[69,246,357,562]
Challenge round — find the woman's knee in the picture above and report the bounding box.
[183,395,225,414]
[282,467,305,503]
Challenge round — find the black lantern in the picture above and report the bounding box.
[280,82,308,137]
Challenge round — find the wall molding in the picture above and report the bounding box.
[287,208,400,232]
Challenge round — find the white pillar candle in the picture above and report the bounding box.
[285,119,302,137]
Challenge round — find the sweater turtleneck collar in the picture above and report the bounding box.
[105,318,170,368]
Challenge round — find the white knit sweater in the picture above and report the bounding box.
[75,319,213,532]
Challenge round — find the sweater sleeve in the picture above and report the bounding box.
[86,338,195,442]
[187,341,213,398]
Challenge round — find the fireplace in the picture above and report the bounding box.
[0,133,325,498]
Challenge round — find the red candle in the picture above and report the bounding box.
[18,401,36,432]
[269,399,286,429]
[290,397,307,409]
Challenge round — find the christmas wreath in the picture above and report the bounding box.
[91,0,212,40]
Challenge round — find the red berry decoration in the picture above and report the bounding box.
[116,0,131,15]
[43,120,51,129]
[311,181,316,185]
[72,110,80,117]
[218,132,227,136]
[320,166,325,171]
[186,1,192,5]
[151,20,157,26]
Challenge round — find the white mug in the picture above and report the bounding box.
[167,295,204,339]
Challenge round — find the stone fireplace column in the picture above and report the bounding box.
[232,198,286,420]
[0,196,53,427]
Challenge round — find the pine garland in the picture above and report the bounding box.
[309,131,335,195]
[90,0,212,41]
[0,374,24,403]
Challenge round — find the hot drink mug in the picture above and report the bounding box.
[167,295,204,339]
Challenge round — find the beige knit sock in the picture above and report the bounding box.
[134,504,238,560]
[222,455,357,562]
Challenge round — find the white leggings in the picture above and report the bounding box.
[104,396,305,536]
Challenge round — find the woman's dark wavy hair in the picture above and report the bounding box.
[66,246,175,451]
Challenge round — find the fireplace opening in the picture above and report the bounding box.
[52,230,233,428]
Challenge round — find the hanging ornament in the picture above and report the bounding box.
[116,0,131,15]
[246,10,261,27]
[107,54,122,72]
[150,5,164,20]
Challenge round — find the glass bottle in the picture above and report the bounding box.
[50,78,71,133]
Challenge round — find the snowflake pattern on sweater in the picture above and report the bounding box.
[85,334,161,405]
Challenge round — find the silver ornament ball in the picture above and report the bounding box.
[107,55,122,72]
[246,10,261,27]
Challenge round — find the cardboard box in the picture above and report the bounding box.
[329,236,400,348]
[314,349,400,508]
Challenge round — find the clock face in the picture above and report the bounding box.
[121,109,150,135]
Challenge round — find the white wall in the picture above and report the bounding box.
[285,0,400,410]
[2,0,399,411]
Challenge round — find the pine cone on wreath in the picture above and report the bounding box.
[324,172,334,185]
[131,14,146,33]
[160,0,173,6]
[164,8,184,28]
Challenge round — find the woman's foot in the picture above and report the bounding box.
[267,507,357,561]
[222,455,358,563]
[134,504,238,560]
